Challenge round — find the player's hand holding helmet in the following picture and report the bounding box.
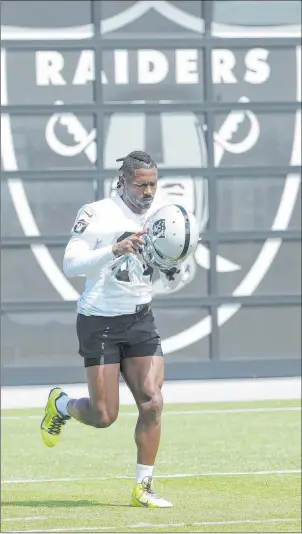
[141,204,200,271]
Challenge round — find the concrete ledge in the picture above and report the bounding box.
[1,377,301,410]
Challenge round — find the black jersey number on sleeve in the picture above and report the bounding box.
[115,232,153,282]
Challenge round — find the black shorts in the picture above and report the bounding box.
[76,304,163,367]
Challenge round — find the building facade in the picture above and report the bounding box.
[1,1,301,385]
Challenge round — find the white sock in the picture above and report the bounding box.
[136,464,154,484]
[55,394,71,417]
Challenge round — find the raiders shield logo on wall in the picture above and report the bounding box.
[1,1,301,356]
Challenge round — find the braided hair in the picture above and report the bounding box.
[116,151,157,191]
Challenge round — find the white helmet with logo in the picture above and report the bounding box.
[142,204,200,271]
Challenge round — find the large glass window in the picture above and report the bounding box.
[1,114,96,170]
[1,1,300,383]
[217,242,301,296]
[102,49,205,103]
[212,1,301,29]
[214,112,297,167]
[1,181,96,237]
[216,177,301,231]
[219,305,301,360]
[4,50,95,105]
[101,1,205,39]
[1,247,85,302]
[1,311,80,368]
[1,1,93,36]
[210,47,298,103]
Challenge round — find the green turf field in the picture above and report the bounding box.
[1,399,301,533]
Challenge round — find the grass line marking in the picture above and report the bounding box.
[2,516,47,522]
[2,469,301,485]
[1,406,301,421]
[6,517,301,533]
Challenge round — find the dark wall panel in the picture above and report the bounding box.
[1,1,301,385]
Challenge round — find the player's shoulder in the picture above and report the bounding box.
[79,198,119,219]
[71,198,119,235]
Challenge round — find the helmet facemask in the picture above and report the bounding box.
[141,219,182,271]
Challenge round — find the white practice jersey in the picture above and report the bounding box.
[63,195,184,316]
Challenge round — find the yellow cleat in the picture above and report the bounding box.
[40,387,70,448]
[130,476,173,508]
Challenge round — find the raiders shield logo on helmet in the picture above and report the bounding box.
[153,219,166,239]
[1,1,301,356]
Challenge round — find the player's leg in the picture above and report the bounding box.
[122,354,172,508]
[121,309,164,469]
[40,363,120,447]
[120,307,172,507]
[41,314,121,447]
[121,354,164,467]
[66,362,120,427]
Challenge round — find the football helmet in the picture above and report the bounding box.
[142,204,199,271]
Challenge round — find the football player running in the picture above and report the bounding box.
[40,151,198,508]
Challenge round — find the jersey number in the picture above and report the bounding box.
[115,232,153,283]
